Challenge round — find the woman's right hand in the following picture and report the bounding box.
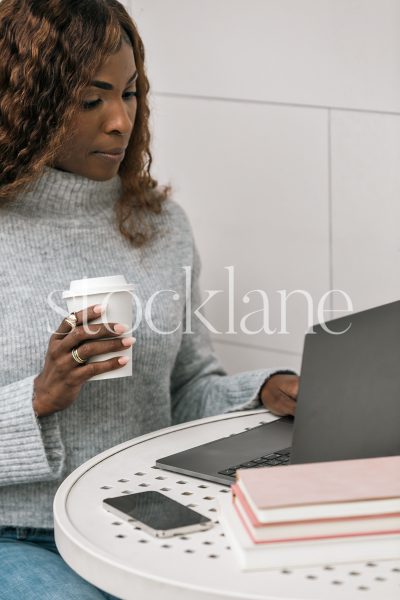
[33,304,135,417]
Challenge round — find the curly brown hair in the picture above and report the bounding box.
[0,0,168,246]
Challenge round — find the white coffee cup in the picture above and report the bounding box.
[62,275,134,381]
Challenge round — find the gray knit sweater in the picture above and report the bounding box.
[0,167,276,528]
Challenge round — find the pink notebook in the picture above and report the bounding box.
[236,456,400,522]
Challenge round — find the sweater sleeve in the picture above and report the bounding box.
[170,241,291,424]
[0,374,65,486]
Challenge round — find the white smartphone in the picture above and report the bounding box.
[103,491,214,538]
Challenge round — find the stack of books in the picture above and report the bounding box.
[218,455,400,570]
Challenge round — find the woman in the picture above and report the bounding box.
[0,0,299,597]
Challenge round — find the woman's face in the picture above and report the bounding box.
[53,42,137,181]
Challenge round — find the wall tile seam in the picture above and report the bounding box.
[327,108,334,315]
[152,91,400,118]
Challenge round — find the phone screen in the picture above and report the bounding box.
[103,491,211,532]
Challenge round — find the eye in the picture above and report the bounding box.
[82,99,102,110]
[82,91,138,111]
[123,91,138,100]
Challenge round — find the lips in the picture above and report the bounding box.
[94,147,126,155]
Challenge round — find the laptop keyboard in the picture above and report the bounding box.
[217,447,291,478]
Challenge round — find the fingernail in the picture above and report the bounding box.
[93,305,103,314]
[118,356,129,365]
[114,324,128,334]
[121,336,136,347]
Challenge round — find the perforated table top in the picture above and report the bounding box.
[54,410,400,600]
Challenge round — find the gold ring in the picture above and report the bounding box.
[71,347,86,365]
[65,313,78,330]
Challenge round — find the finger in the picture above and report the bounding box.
[70,337,135,367]
[52,304,103,341]
[278,376,299,400]
[279,395,296,415]
[290,377,300,398]
[69,356,130,385]
[59,322,128,353]
[262,390,296,416]
[272,390,297,414]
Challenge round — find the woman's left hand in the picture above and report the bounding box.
[260,374,299,416]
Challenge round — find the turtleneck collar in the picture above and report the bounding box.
[7,166,122,219]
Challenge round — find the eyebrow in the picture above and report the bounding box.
[90,71,138,90]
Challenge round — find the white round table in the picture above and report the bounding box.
[54,409,400,600]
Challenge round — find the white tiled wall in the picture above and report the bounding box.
[128,0,400,375]
[132,0,400,113]
[150,95,329,361]
[331,110,400,311]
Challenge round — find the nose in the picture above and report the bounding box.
[103,99,135,137]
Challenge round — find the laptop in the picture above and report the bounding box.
[156,300,400,485]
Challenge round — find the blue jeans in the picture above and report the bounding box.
[0,527,119,599]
